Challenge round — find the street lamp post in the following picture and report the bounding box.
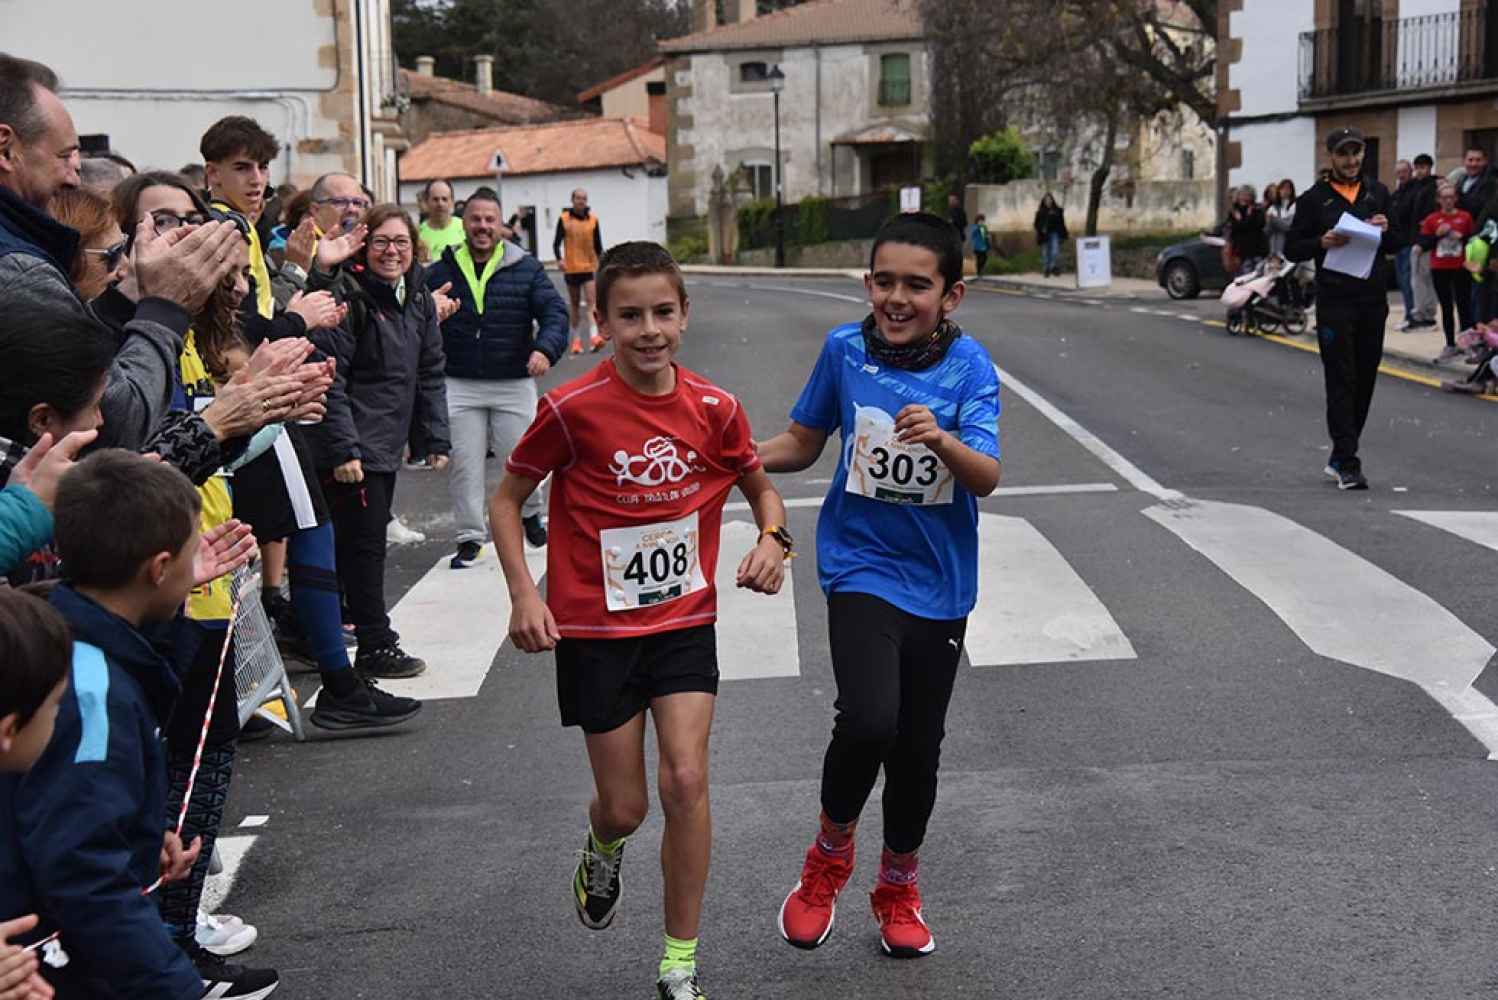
[769,64,786,268]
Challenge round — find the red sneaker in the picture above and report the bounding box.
[777,843,854,949]
[589,333,606,352]
[870,880,935,958]
[569,339,584,355]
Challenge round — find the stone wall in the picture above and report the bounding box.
[967,179,1219,236]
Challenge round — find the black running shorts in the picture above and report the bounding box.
[555,624,719,733]
[564,271,594,288]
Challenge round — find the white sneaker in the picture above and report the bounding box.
[195,911,257,957]
[386,518,426,545]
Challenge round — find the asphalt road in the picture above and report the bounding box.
[221,274,1498,1000]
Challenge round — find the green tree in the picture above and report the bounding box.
[967,128,1035,184]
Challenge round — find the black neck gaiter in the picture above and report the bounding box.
[861,314,961,371]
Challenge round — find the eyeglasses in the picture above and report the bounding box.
[81,240,128,271]
[317,196,371,211]
[369,236,412,253]
[150,210,206,232]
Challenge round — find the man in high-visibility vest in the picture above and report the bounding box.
[553,187,605,355]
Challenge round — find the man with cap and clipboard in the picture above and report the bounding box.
[1285,126,1399,491]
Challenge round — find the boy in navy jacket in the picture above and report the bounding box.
[0,451,260,1000]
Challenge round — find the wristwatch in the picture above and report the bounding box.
[761,525,795,558]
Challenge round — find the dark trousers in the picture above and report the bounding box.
[325,470,397,647]
[1431,267,1474,346]
[820,592,965,854]
[975,250,988,275]
[1315,298,1388,472]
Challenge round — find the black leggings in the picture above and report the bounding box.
[820,592,965,854]
[1431,267,1473,347]
[325,470,397,647]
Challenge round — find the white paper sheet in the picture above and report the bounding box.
[1322,211,1383,280]
[272,432,318,530]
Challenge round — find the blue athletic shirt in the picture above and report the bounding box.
[790,322,1001,620]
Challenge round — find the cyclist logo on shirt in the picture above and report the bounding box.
[610,436,704,488]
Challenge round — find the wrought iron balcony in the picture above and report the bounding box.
[1299,8,1495,101]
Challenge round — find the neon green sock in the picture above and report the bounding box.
[589,825,626,857]
[658,934,697,977]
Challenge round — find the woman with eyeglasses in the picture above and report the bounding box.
[49,187,128,302]
[305,203,450,682]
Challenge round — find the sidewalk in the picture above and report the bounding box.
[981,271,1484,384]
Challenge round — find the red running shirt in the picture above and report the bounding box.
[1420,209,1475,270]
[506,359,763,638]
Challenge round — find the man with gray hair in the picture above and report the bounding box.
[0,52,242,450]
[78,154,132,193]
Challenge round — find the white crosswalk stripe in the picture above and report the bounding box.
[1394,510,1498,554]
[967,513,1135,666]
[371,501,1498,750]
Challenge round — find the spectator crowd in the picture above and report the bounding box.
[0,49,574,1000]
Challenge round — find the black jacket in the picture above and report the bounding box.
[1034,204,1068,243]
[1285,177,1398,302]
[309,263,451,473]
[1225,203,1269,260]
[1395,175,1439,246]
[424,242,568,381]
[0,586,204,1000]
[1459,166,1498,219]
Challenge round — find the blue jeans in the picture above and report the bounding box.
[1394,247,1415,316]
[1042,232,1062,273]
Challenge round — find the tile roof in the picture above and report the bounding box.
[400,117,667,181]
[400,68,569,125]
[658,0,922,53]
[577,57,666,105]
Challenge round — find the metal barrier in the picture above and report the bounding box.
[230,567,306,741]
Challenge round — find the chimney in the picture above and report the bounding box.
[733,0,756,23]
[693,0,717,33]
[415,55,436,77]
[474,54,494,95]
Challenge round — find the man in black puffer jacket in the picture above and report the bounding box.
[1285,126,1400,492]
[425,186,568,568]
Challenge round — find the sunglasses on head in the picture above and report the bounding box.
[82,240,128,271]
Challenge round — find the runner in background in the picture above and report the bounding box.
[554,188,605,355]
[417,179,464,263]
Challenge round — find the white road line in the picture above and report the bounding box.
[991,362,1180,501]
[723,482,1119,512]
[714,520,800,680]
[377,543,549,701]
[1394,510,1498,554]
[967,513,1136,667]
[1079,299,1106,306]
[239,815,269,828]
[743,284,865,304]
[201,834,256,916]
[1130,306,1153,314]
[1144,499,1498,753]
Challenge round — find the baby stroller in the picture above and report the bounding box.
[1220,257,1311,336]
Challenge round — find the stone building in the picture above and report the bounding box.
[5,0,410,200]
[1219,0,1498,199]
[659,0,931,224]
[401,56,572,147]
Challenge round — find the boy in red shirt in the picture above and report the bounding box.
[490,241,791,1000]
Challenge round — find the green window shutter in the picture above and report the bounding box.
[879,53,911,106]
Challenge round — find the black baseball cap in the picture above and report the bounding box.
[1325,126,1366,153]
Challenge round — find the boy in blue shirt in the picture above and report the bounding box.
[757,212,1001,959]
[0,451,270,1000]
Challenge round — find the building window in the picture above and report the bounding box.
[878,53,912,107]
[742,161,774,200]
[1181,149,1195,180]
[1040,150,1062,181]
[1362,136,1380,180]
[740,61,770,84]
